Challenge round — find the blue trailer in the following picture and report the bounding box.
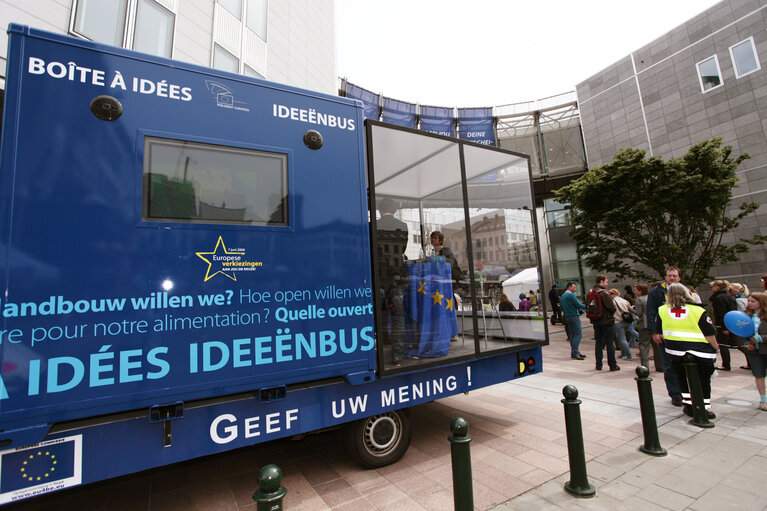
[0,25,547,504]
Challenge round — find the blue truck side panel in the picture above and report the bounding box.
[0,25,372,430]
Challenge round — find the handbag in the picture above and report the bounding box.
[621,311,634,322]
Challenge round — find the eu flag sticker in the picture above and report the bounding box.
[0,435,82,504]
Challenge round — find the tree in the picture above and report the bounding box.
[554,138,767,286]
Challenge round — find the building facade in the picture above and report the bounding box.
[576,0,767,290]
[0,0,337,95]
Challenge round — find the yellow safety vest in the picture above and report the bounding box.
[658,303,708,343]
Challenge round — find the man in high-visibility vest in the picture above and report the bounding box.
[654,283,719,418]
[648,266,685,406]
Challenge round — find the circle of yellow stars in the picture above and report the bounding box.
[20,451,57,482]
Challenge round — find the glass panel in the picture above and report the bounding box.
[498,135,540,175]
[461,144,545,350]
[697,56,722,91]
[133,0,175,58]
[246,0,268,40]
[554,261,580,280]
[731,39,760,78]
[546,210,571,228]
[542,126,586,173]
[213,44,239,73]
[142,137,288,226]
[552,243,578,261]
[73,0,128,46]
[544,198,567,212]
[218,0,241,19]
[243,65,264,79]
[369,125,469,372]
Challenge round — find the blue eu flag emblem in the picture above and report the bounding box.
[1,440,76,494]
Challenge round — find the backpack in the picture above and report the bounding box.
[585,288,605,322]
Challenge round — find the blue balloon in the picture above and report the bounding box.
[723,310,754,338]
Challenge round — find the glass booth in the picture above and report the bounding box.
[366,121,547,375]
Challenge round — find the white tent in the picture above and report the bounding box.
[501,267,539,307]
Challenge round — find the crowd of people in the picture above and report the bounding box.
[553,268,767,415]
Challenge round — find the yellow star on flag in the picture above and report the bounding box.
[417,281,427,294]
[445,297,454,311]
[431,290,444,306]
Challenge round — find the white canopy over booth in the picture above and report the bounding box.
[502,267,539,307]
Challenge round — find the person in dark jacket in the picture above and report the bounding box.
[709,279,738,371]
[498,293,515,311]
[591,274,619,371]
[549,284,561,324]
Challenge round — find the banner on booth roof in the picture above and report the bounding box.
[381,97,416,128]
[345,83,380,120]
[419,105,454,137]
[457,107,495,146]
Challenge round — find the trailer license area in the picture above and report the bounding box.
[209,410,299,444]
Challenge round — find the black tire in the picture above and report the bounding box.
[342,409,411,468]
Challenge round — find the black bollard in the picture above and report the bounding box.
[252,464,287,511]
[448,417,473,511]
[682,353,714,428]
[562,385,596,498]
[634,366,667,456]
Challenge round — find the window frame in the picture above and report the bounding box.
[69,0,176,59]
[695,54,724,93]
[729,36,761,79]
[136,131,295,232]
[212,0,269,76]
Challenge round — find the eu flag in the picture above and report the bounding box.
[1,439,76,493]
[405,261,459,357]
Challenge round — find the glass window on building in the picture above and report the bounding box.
[133,0,175,58]
[246,0,268,41]
[71,0,174,57]
[243,65,265,79]
[72,0,128,47]
[730,37,761,79]
[213,44,239,73]
[696,55,723,92]
[218,0,242,19]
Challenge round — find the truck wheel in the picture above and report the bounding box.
[342,409,411,468]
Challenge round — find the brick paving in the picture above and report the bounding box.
[6,320,765,510]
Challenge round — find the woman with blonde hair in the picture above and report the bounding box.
[655,283,719,418]
[729,283,749,311]
[743,292,767,410]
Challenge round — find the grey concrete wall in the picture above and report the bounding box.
[576,0,767,289]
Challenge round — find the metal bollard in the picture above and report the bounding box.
[448,417,474,511]
[682,353,714,428]
[252,464,287,511]
[562,385,596,498]
[634,366,667,456]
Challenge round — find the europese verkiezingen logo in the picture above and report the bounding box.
[195,236,262,282]
[0,438,77,496]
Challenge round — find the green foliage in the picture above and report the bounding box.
[554,138,767,286]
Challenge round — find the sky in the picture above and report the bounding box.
[335,0,723,108]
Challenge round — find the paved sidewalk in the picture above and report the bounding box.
[6,321,765,510]
[492,322,767,511]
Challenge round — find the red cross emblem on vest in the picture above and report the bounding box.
[669,306,688,319]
